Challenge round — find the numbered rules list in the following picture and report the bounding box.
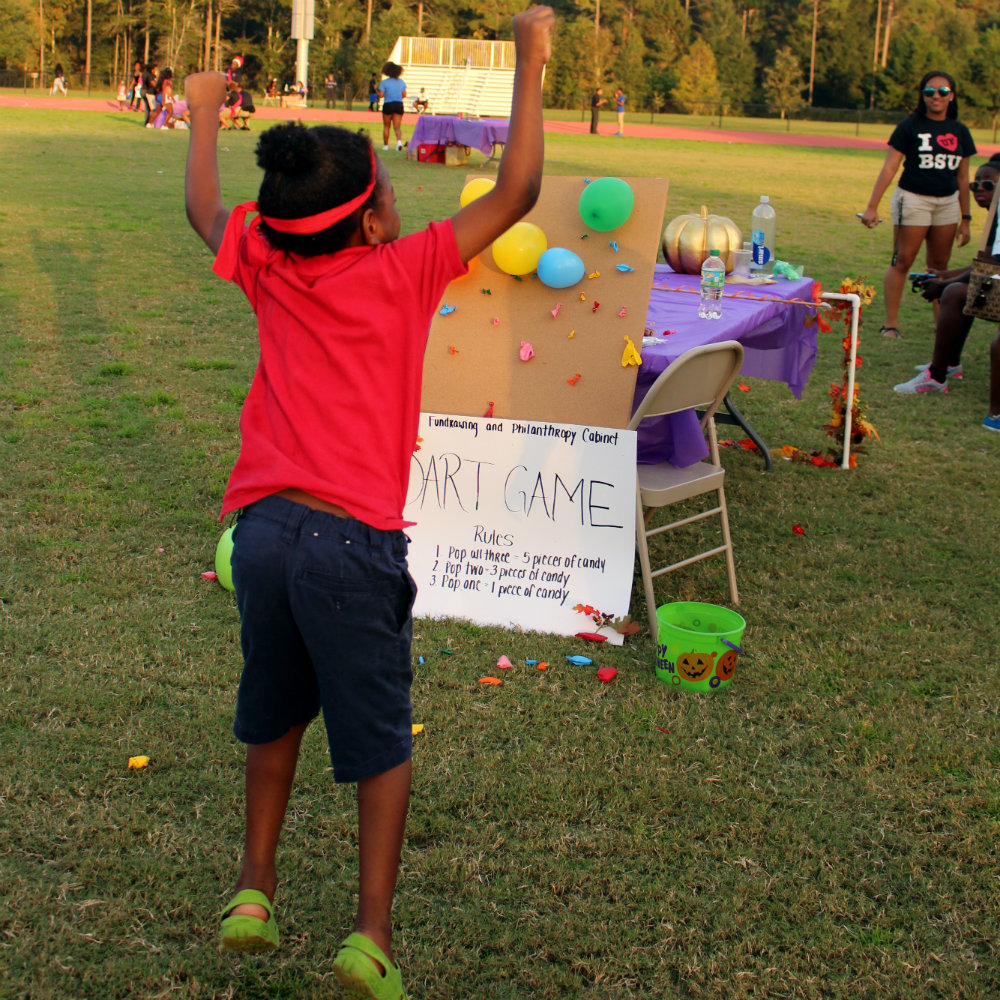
[406,412,637,643]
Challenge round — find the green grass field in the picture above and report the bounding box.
[2,109,999,999]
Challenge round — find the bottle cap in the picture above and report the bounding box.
[760,195,770,203]
[709,249,720,256]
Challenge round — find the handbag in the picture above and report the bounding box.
[963,182,1000,321]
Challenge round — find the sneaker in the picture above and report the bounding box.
[985,414,1000,433]
[396,140,403,151]
[382,144,389,151]
[893,369,948,394]
[175,121,189,129]
[914,362,963,379]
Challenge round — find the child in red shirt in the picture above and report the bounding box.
[183,7,553,999]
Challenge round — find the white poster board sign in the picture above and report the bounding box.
[406,412,637,643]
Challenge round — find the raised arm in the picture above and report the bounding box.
[184,71,230,253]
[450,5,554,263]
[860,148,903,228]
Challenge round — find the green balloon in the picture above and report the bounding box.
[578,177,634,232]
[215,526,235,592]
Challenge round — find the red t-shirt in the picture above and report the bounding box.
[212,211,467,530]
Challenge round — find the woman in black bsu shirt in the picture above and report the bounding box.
[860,71,976,339]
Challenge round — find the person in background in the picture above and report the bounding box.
[413,88,429,113]
[129,61,143,110]
[142,63,159,127]
[117,79,128,111]
[227,57,243,87]
[368,73,379,112]
[50,64,68,96]
[325,73,337,109]
[378,63,407,152]
[893,155,1000,398]
[614,86,625,136]
[860,71,976,338]
[590,85,606,134]
[182,7,553,997]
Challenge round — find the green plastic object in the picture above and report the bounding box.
[578,177,634,232]
[215,526,235,592]
[655,602,746,692]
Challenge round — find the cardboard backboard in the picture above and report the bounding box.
[420,175,669,429]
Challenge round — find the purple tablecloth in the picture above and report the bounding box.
[635,264,818,466]
[409,115,509,157]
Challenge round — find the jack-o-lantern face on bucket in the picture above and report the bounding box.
[676,650,717,682]
[716,650,738,682]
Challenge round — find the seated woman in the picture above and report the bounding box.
[413,89,429,113]
[162,77,191,129]
[894,154,1000,394]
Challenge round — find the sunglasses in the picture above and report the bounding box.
[971,179,996,193]
[923,86,952,97]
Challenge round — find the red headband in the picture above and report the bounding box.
[259,146,378,235]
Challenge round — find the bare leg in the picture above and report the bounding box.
[392,113,403,143]
[227,722,309,919]
[930,282,974,371]
[924,223,957,327]
[990,329,1000,416]
[883,224,928,331]
[382,116,391,146]
[353,757,412,967]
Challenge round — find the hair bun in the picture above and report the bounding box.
[255,122,321,175]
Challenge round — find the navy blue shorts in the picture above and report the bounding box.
[230,495,415,784]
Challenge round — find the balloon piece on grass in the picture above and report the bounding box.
[597,666,618,684]
[578,177,634,232]
[537,248,585,289]
[460,177,496,207]
[497,655,514,668]
[128,755,150,769]
[565,655,593,666]
[492,222,547,276]
[215,526,235,592]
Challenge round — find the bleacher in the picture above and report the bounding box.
[386,37,515,119]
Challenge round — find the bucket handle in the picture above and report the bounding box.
[721,639,743,653]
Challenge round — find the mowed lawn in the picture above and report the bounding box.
[1,109,998,999]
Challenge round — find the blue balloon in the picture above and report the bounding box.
[536,247,586,289]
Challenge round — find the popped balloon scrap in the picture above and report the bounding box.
[621,336,642,367]
[497,655,514,669]
[484,401,494,417]
[592,301,600,313]
[478,677,503,685]
[551,303,562,318]
[565,655,593,666]
[610,240,619,253]
[439,304,456,316]
[568,373,582,385]
[618,306,627,318]
[597,666,618,684]
[519,341,535,361]
[128,756,150,769]
[616,264,634,273]
[588,271,600,280]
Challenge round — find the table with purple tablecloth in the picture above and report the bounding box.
[635,264,818,467]
[408,115,509,159]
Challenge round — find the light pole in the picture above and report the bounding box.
[292,0,314,99]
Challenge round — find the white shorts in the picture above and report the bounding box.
[891,188,960,228]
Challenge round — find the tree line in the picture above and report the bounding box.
[3,0,999,125]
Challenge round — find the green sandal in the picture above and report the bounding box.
[333,932,406,1000]
[880,325,901,339]
[219,889,279,953]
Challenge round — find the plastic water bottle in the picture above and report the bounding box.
[751,195,776,273]
[698,249,725,319]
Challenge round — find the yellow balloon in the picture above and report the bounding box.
[492,222,547,276]
[460,177,496,207]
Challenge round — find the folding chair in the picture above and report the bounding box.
[627,341,744,638]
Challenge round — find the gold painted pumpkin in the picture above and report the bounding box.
[662,206,743,274]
